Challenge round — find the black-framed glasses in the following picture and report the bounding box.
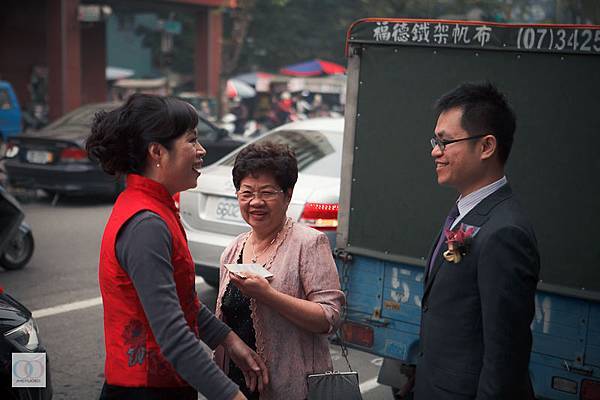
[430,135,487,152]
[236,189,284,202]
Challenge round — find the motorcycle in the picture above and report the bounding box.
[0,157,34,270]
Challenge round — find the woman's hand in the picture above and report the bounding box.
[222,331,269,393]
[230,272,334,334]
[232,391,247,400]
[229,272,273,301]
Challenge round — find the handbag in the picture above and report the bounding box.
[306,331,363,400]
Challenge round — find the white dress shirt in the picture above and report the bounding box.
[450,176,508,230]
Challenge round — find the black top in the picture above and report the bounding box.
[221,248,259,399]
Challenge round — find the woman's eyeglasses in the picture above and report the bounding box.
[236,190,284,202]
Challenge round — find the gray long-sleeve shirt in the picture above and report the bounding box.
[115,211,238,400]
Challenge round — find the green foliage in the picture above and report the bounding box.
[129,0,600,78]
[233,0,600,74]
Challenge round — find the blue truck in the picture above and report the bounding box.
[336,18,600,399]
[0,81,23,145]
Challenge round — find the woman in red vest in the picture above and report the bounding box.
[86,94,268,400]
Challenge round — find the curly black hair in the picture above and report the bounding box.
[85,93,198,176]
[232,142,298,191]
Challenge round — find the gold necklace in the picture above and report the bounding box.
[250,220,287,263]
[250,234,277,263]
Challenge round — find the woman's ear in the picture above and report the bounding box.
[480,134,497,161]
[147,142,164,166]
[284,188,293,204]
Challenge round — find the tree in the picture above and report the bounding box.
[234,0,600,74]
[219,0,259,117]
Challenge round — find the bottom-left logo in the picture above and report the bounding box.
[12,353,46,387]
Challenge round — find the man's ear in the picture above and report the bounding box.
[480,134,497,161]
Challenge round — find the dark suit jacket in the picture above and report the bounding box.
[415,184,540,400]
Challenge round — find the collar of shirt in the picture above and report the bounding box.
[450,176,507,230]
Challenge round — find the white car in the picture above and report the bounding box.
[180,118,343,287]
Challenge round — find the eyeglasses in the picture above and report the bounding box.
[430,135,487,152]
[236,189,284,202]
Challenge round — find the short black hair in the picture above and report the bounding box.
[232,142,298,191]
[435,82,516,164]
[86,94,198,176]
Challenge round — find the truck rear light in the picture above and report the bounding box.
[60,147,88,162]
[582,379,600,399]
[299,202,338,231]
[341,321,374,348]
[551,376,577,394]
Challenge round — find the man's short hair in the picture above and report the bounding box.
[435,82,516,164]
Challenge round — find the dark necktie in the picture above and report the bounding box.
[427,204,460,279]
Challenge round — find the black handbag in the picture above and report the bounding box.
[306,332,363,400]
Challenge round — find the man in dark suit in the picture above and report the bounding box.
[415,82,540,399]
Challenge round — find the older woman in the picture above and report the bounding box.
[214,142,345,400]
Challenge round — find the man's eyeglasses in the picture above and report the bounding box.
[236,189,284,202]
[430,135,487,152]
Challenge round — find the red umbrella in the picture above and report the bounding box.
[226,79,256,98]
[280,59,346,77]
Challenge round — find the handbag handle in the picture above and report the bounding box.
[335,328,354,372]
[336,250,355,373]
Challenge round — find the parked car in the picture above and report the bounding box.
[0,287,52,399]
[180,118,343,287]
[3,101,247,197]
[0,81,23,145]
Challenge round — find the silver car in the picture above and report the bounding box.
[180,118,343,287]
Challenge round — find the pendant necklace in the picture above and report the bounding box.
[250,220,287,263]
[250,235,277,263]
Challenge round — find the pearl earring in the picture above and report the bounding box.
[156,163,160,168]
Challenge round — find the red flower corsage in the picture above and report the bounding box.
[443,224,477,263]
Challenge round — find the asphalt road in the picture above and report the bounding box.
[0,193,395,400]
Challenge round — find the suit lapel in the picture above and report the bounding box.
[423,184,513,301]
[423,229,442,283]
[423,237,446,298]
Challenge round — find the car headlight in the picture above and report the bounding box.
[4,318,40,352]
[4,143,19,158]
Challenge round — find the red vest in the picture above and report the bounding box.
[99,174,200,387]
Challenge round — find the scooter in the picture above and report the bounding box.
[0,158,34,270]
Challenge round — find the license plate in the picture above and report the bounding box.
[26,150,53,164]
[204,196,244,223]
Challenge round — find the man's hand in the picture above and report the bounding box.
[222,331,269,393]
[229,272,273,302]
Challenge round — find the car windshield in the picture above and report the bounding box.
[197,118,220,141]
[220,129,342,177]
[0,89,14,110]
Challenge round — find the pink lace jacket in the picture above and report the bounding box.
[214,221,345,400]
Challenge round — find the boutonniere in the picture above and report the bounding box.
[443,224,480,263]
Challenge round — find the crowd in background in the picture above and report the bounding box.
[225,90,344,137]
